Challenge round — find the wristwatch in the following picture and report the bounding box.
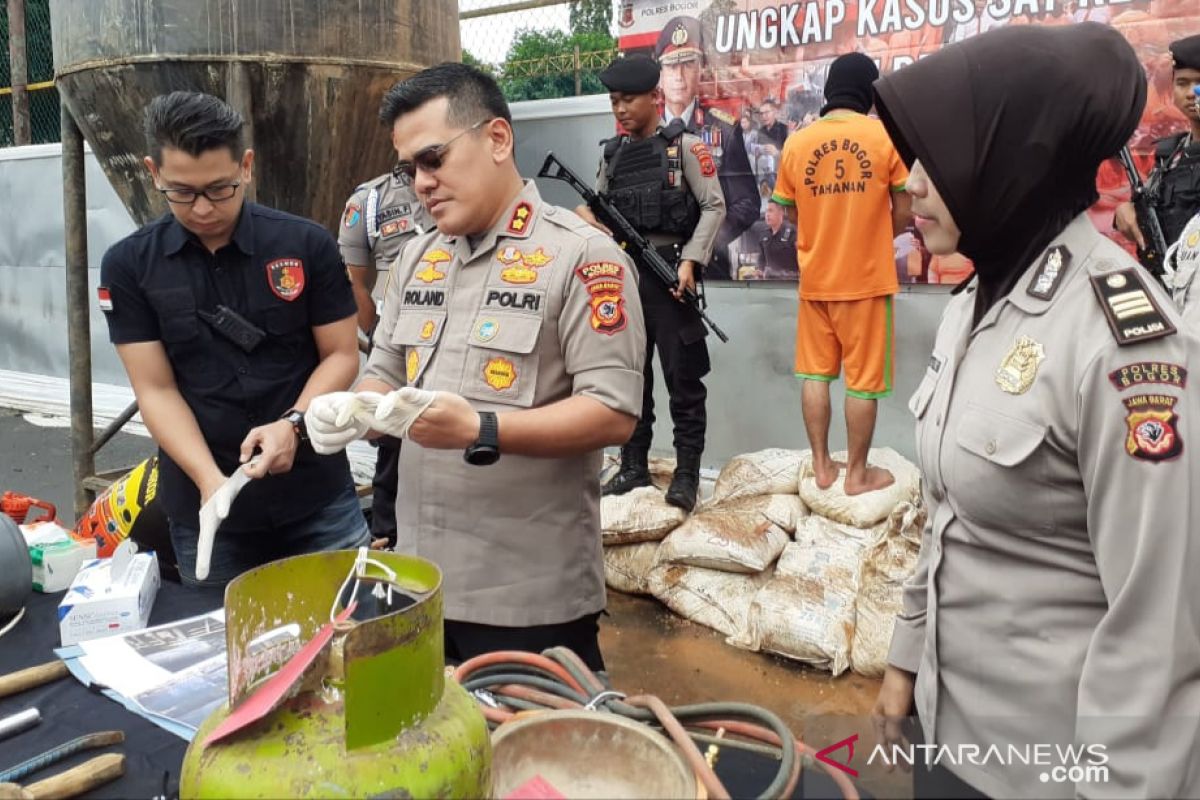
[281,408,308,443]
[464,411,500,466]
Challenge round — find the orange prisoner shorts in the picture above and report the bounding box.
[794,296,894,398]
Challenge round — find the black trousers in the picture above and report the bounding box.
[443,612,605,672]
[629,276,710,454]
[370,437,401,545]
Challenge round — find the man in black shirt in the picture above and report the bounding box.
[757,98,789,153]
[99,91,368,587]
[756,199,798,280]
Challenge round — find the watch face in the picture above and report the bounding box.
[465,446,500,466]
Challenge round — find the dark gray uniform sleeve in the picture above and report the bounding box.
[678,132,726,266]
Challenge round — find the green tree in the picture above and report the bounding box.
[461,49,496,78]
[499,28,616,102]
[569,0,612,36]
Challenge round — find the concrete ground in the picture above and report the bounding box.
[1,406,906,798]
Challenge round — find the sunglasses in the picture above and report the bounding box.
[393,119,491,181]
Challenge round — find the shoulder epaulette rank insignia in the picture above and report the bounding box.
[1089,268,1177,346]
[1027,245,1070,301]
[708,107,736,125]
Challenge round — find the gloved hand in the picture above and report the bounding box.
[373,387,438,439]
[305,391,383,455]
[196,464,254,581]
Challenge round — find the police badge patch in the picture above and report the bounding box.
[995,335,1045,395]
[1123,393,1183,462]
[266,258,306,301]
[343,202,361,229]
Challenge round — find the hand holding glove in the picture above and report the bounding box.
[305,391,384,455]
[373,387,438,439]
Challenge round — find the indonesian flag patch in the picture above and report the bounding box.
[97,286,113,312]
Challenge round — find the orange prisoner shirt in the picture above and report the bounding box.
[773,111,908,301]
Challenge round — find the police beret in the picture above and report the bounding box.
[655,16,704,65]
[599,55,660,94]
[1171,34,1200,71]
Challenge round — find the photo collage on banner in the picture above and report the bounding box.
[615,0,1199,284]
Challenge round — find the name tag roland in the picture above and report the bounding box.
[403,288,445,307]
[485,289,542,312]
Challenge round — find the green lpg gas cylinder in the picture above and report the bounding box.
[180,551,491,798]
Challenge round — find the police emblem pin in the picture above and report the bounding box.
[995,335,1045,395]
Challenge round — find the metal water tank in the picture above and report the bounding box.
[50,0,459,230]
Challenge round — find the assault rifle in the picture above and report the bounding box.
[1118,145,1169,281]
[538,152,729,343]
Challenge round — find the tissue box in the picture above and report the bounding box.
[58,549,160,645]
[31,538,97,593]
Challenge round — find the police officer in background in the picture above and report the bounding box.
[1115,34,1200,252]
[656,16,759,280]
[305,63,646,670]
[755,199,798,280]
[338,169,432,545]
[584,55,724,512]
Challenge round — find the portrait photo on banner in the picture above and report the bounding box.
[615,0,1199,285]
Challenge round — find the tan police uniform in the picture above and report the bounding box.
[889,213,1200,798]
[364,181,646,626]
[338,172,432,304]
[594,125,725,266]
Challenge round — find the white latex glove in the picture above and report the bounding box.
[196,464,254,581]
[374,387,438,439]
[305,391,382,455]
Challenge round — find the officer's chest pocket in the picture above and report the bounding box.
[146,287,199,343]
[390,310,448,386]
[459,314,543,408]
[950,403,1055,535]
[263,304,308,336]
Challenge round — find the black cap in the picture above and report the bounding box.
[599,55,660,94]
[655,16,704,65]
[1171,35,1200,71]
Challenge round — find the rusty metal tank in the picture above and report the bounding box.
[49,0,459,230]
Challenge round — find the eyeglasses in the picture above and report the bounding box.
[159,182,242,205]
[393,119,490,181]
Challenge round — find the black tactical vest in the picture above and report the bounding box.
[602,118,700,237]
[1152,133,1200,247]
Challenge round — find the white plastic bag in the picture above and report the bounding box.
[603,541,662,595]
[655,496,793,573]
[851,502,926,677]
[709,449,808,506]
[798,448,921,528]
[647,563,773,639]
[601,486,687,545]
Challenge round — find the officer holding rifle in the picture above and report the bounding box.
[576,54,724,512]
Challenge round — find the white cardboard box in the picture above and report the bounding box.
[58,544,160,646]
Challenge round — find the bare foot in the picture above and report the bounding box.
[813,459,841,490]
[844,465,895,496]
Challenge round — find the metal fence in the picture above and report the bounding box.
[0,0,59,146]
[0,0,612,148]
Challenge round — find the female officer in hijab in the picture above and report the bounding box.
[870,23,1200,799]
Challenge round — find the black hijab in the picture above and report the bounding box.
[873,23,1147,318]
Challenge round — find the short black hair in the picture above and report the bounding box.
[378,62,511,129]
[143,91,244,165]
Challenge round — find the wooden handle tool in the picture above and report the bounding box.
[0,663,68,700]
[22,753,125,800]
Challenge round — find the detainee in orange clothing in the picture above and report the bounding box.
[773,52,911,495]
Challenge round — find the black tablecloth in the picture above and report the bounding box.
[0,583,861,800]
[0,582,224,798]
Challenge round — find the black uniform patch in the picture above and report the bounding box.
[1089,269,1176,346]
[1027,245,1070,301]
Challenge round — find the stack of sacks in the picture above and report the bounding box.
[731,449,925,676]
[645,449,810,639]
